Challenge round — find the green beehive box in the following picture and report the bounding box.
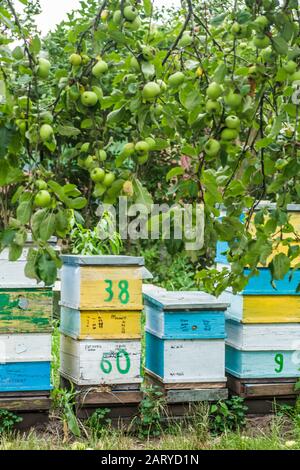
[0,288,53,334]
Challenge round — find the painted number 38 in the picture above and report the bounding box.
[104,280,130,304]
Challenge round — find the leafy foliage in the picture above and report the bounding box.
[0,409,22,434]
[0,0,300,292]
[209,396,248,434]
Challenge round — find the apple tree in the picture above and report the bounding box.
[0,0,300,292]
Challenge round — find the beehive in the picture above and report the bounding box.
[144,291,228,402]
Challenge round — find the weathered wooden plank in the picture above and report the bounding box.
[61,265,143,311]
[76,390,143,406]
[145,304,225,340]
[145,332,226,383]
[226,320,300,350]
[221,291,300,323]
[60,307,142,340]
[166,388,228,403]
[0,289,53,333]
[227,374,299,398]
[0,396,51,411]
[0,334,52,363]
[145,370,227,390]
[0,362,52,392]
[60,336,142,386]
[226,345,300,379]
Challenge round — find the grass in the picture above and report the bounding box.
[1,415,300,450]
[0,327,299,450]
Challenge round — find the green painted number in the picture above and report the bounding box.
[104,280,114,302]
[100,354,113,374]
[275,353,284,373]
[100,350,131,375]
[118,280,130,305]
[116,349,131,375]
[104,280,130,304]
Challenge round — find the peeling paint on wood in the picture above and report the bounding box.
[0,289,53,333]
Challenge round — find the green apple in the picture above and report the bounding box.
[112,10,122,25]
[137,154,149,165]
[81,142,90,153]
[130,56,140,71]
[103,172,116,187]
[82,54,90,64]
[224,91,242,109]
[135,141,150,154]
[125,16,141,31]
[40,111,54,124]
[37,58,51,79]
[206,82,223,100]
[85,155,96,169]
[253,35,270,49]
[142,82,161,100]
[156,79,167,92]
[97,149,107,161]
[178,32,193,48]
[92,86,103,100]
[81,91,98,107]
[168,71,185,87]
[206,100,221,114]
[12,46,24,61]
[40,124,54,142]
[92,60,108,77]
[141,45,155,61]
[254,15,269,31]
[283,60,297,74]
[122,142,135,157]
[94,183,107,197]
[91,167,105,183]
[231,22,241,35]
[260,47,273,62]
[145,137,156,150]
[34,190,51,208]
[204,139,221,157]
[225,115,240,129]
[69,53,82,66]
[221,128,239,141]
[123,5,138,21]
[291,71,300,82]
[35,179,48,190]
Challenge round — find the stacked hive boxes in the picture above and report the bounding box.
[0,243,53,423]
[144,291,228,405]
[59,255,147,419]
[217,204,300,406]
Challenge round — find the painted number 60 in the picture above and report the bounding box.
[100,349,131,375]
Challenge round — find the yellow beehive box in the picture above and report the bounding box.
[60,255,148,311]
[60,307,142,339]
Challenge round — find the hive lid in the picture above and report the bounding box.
[144,290,229,311]
[60,255,145,266]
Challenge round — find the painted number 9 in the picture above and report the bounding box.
[104,280,130,305]
[275,353,284,373]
